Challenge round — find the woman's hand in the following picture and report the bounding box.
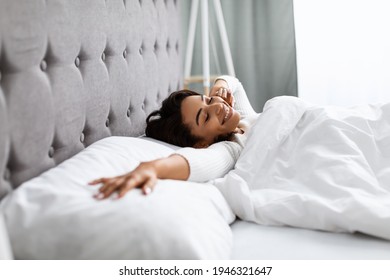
[89,161,158,199]
[89,154,190,200]
[209,80,235,107]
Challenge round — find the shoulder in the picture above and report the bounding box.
[209,139,243,161]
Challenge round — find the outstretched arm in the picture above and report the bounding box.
[90,139,241,199]
[89,154,189,199]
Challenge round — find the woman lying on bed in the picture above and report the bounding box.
[90,76,258,199]
[92,76,390,240]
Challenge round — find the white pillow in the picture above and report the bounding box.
[0,137,235,259]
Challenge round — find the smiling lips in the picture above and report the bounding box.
[221,104,233,125]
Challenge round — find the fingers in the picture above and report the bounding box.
[91,174,157,200]
[215,87,229,98]
[214,87,235,107]
[88,178,108,185]
[141,176,157,195]
[117,177,156,199]
[117,177,139,198]
[96,177,127,199]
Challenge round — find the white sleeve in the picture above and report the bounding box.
[174,141,242,182]
[214,75,257,118]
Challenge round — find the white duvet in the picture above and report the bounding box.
[213,96,390,240]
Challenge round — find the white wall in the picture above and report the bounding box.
[294,0,390,106]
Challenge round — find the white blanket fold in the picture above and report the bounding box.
[214,96,390,240]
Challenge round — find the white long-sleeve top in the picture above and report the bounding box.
[175,76,259,182]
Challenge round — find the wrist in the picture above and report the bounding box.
[214,79,229,89]
[151,158,167,179]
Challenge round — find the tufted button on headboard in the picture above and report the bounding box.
[0,0,182,199]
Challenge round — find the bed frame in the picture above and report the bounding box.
[0,0,181,200]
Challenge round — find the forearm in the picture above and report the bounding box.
[152,154,190,180]
[214,75,239,92]
[212,79,229,92]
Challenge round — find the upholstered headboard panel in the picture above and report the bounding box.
[0,0,182,199]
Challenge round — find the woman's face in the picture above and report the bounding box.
[181,95,240,147]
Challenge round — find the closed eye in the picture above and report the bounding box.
[203,97,213,124]
[205,113,209,123]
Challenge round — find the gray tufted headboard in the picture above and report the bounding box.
[0,0,182,200]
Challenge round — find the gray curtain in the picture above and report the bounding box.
[181,0,297,112]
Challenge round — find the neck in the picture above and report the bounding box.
[234,127,244,134]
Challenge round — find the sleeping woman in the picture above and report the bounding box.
[88,76,390,240]
[90,76,259,199]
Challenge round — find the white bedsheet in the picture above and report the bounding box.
[231,220,390,259]
[214,96,390,240]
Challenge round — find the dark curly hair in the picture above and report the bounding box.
[145,90,203,147]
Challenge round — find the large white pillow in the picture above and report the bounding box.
[0,137,235,259]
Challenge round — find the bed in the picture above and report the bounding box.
[1,0,390,260]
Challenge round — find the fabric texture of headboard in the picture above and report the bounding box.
[0,0,182,200]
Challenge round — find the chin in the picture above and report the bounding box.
[232,111,241,125]
[226,113,240,132]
